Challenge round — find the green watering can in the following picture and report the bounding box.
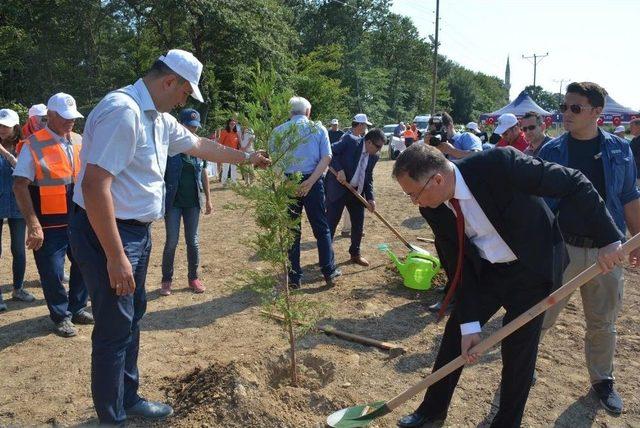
[379,244,441,291]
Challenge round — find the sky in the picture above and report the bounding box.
[390,0,639,111]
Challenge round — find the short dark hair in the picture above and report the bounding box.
[429,112,453,128]
[364,128,385,145]
[392,144,449,182]
[522,111,543,125]
[566,82,608,108]
[146,59,186,83]
[630,118,640,127]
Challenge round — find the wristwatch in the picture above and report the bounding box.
[243,151,251,163]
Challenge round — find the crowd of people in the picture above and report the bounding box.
[0,47,637,427]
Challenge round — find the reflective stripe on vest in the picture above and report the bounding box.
[24,129,81,215]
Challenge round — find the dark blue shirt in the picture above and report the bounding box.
[0,152,22,219]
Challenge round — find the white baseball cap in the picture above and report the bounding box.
[47,93,83,120]
[28,104,48,117]
[158,49,204,103]
[353,113,372,126]
[0,109,20,128]
[466,121,480,132]
[330,118,339,125]
[614,125,625,134]
[494,113,518,135]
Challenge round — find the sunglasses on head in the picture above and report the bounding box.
[521,124,537,131]
[559,103,594,114]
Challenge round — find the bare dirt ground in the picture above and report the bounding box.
[1,159,639,427]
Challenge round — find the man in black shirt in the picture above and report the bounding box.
[539,82,640,416]
[629,118,640,176]
[328,118,344,144]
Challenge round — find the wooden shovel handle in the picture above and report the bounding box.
[384,233,640,411]
[328,166,413,249]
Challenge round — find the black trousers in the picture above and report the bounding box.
[416,259,552,428]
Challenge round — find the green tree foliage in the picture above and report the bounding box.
[1,0,509,126]
[524,85,559,113]
[230,65,324,386]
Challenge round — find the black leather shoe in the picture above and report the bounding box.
[397,411,446,427]
[592,380,623,415]
[324,268,342,286]
[125,400,173,420]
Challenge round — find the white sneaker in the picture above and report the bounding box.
[12,288,36,302]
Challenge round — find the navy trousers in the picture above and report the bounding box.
[68,207,150,425]
[327,192,365,256]
[33,225,87,323]
[287,177,336,283]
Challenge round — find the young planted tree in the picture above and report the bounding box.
[229,64,324,386]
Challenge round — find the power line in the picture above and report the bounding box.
[522,52,549,87]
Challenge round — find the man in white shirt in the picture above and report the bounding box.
[392,144,626,428]
[67,49,269,425]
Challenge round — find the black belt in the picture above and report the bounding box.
[74,204,151,227]
[563,233,597,248]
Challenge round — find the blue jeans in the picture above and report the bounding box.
[0,218,26,290]
[288,177,336,283]
[161,206,201,281]
[68,207,150,425]
[32,226,87,323]
[327,193,365,256]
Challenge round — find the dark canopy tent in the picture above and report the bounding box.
[550,95,640,124]
[480,90,553,121]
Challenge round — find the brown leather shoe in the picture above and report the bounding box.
[350,255,370,267]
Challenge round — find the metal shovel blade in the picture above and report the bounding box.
[326,401,388,427]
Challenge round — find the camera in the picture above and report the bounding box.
[428,116,448,146]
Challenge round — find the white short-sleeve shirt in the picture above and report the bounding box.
[73,79,199,222]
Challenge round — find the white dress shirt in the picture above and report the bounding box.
[446,164,517,335]
[73,79,199,222]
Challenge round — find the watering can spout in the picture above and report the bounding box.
[386,249,406,272]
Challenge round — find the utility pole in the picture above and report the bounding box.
[522,52,549,87]
[430,0,440,115]
[553,78,570,104]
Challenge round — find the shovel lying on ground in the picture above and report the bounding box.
[326,233,640,427]
[328,166,427,254]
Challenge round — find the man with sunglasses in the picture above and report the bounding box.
[393,143,625,428]
[326,128,383,267]
[495,113,529,152]
[538,81,640,415]
[521,111,552,156]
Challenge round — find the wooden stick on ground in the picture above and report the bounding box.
[416,237,435,243]
[261,310,406,355]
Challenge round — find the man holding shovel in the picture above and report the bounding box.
[326,128,384,266]
[392,144,625,428]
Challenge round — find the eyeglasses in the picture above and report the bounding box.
[521,124,537,131]
[559,103,594,114]
[405,174,435,201]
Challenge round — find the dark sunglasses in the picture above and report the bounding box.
[521,125,537,131]
[559,103,594,114]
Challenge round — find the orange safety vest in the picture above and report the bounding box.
[22,129,81,222]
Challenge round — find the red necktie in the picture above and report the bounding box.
[437,198,464,321]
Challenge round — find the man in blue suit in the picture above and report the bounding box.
[326,128,384,266]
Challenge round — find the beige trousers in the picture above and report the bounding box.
[541,244,624,383]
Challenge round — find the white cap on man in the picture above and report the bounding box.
[614,125,625,134]
[494,113,518,135]
[0,109,20,128]
[330,118,339,125]
[353,113,372,126]
[47,93,84,119]
[158,49,204,103]
[466,121,480,132]
[28,104,48,117]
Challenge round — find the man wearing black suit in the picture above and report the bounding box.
[326,128,384,267]
[392,144,625,427]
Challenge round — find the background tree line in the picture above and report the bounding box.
[1,0,512,132]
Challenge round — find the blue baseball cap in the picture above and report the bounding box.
[179,108,201,128]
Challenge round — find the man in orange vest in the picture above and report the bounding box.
[13,93,91,338]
